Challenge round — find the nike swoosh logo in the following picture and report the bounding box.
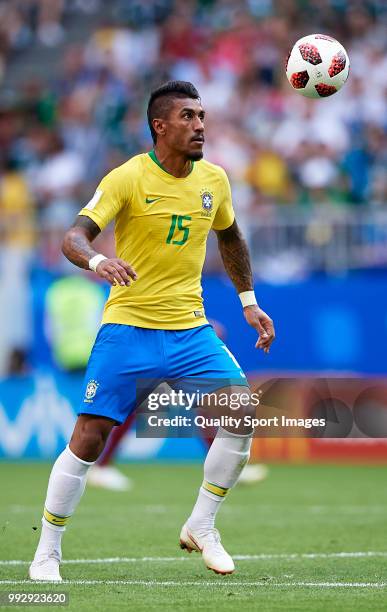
[145,197,162,204]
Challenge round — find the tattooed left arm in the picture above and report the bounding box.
[215,220,275,352]
[215,220,253,293]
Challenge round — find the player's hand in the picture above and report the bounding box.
[95,258,138,287]
[243,305,275,354]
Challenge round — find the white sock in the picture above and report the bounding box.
[33,445,94,563]
[187,427,252,535]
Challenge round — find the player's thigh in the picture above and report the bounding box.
[168,325,253,434]
[79,324,161,426]
[168,324,248,384]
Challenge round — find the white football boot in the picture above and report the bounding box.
[29,553,62,582]
[179,523,235,575]
[87,465,132,492]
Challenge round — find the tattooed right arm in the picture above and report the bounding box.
[62,216,101,270]
[62,216,138,286]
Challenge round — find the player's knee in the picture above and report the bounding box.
[78,430,107,461]
[70,417,113,462]
[224,385,255,436]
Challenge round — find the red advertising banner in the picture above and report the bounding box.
[248,375,387,463]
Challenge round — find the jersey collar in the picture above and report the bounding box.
[148,150,194,178]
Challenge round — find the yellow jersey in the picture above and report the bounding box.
[78,151,235,329]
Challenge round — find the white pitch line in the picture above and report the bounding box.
[236,552,387,560]
[1,551,387,566]
[0,557,188,566]
[0,580,386,588]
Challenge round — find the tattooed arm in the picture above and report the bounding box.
[62,216,137,287]
[215,220,275,352]
[214,220,254,293]
[62,216,101,269]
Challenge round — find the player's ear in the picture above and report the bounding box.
[152,118,166,138]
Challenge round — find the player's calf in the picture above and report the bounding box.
[69,415,115,462]
[29,416,114,582]
[181,425,252,574]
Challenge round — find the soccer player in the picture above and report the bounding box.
[29,81,275,581]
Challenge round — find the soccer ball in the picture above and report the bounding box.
[286,34,350,98]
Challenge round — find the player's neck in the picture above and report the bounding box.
[152,146,193,178]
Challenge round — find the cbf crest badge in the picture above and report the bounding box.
[85,379,99,402]
[200,189,214,218]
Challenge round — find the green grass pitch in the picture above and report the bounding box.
[0,463,387,611]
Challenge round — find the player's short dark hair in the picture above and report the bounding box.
[147,81,200,144]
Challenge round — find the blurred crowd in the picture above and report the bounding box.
[0,0,386,373]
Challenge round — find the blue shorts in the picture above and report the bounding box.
[79,323,248,424]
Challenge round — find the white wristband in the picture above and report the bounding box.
[89,254,107,272]
[239,291,257,308]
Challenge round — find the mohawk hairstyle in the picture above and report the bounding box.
[147,81,200,144]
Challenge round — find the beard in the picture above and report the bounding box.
[187,150,204,161]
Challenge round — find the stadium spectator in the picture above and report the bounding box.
[2,0,386,215]
[0,156,35,375]
[245,142,294,205]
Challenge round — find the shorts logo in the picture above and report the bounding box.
[200,189,214,218]
[85,380,99,402]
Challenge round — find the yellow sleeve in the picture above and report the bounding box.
[211,168,235,231]
[78,167,130,230]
